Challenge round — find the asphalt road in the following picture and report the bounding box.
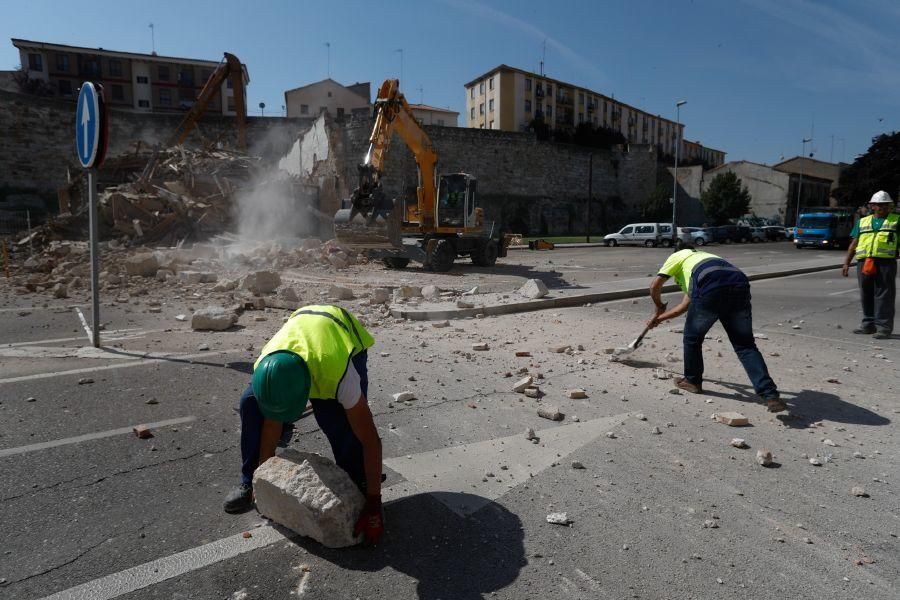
[1,253,898,599]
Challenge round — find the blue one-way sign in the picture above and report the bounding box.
[75,82,106,169]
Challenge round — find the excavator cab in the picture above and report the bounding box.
[436,173,476,229]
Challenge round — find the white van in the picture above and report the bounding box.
[604,223,673,247]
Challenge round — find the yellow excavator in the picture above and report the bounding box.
[333,79,507,271]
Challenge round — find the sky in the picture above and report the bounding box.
[2,0,898,165]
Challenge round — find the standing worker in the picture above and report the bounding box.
[223,304,385,545]
[645,247,786,412]
[842,191,898,340]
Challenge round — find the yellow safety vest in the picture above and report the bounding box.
[856,213,899,260]
[255,305,375,401]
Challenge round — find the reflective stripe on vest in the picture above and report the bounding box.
[254,305,375,401]
[856,213,899,260]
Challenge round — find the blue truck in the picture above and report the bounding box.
[794,209,855,250]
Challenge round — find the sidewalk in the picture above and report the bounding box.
[390,258,845,321]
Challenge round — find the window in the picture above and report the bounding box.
[201,70,213,82]
[111,84,124,101]
[489,77,494,90]
[28,53,42,71]
[319,106,326,114]
[470,87,474,99]
[136,75,149,84]
[479,81,484,95]
[227,97,236,112]
[138,99,150,108]
[300,104,309,115]
[525,99,532,112]
[109,59,122,77]
[488,99,494,112]
[546,84,552,96]
[620,226,634,234]
[437,119,445,126]
[327,91,332,97]
[579,92,584,105]
[578,113,583,124]
[57,79,72,96]
[536,102,542,115]
[546,105,552,118]
[337,107,344,118]
[636,225,654,234]
[179,69,193,85]
[158,65,169,80]
[489,120,494,129]
[525,78,532,91]
[226,78,233,89]
[479,103,484,115]
[56,54,69,72]
[159,88,172,106]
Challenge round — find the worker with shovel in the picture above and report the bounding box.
[645,248,786,412]
[223,305,385,545]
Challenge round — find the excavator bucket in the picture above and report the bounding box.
[333,202,403,250]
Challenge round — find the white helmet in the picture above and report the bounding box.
[869,190,894,204]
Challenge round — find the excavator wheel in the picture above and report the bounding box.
[471,240,498,267]
[382,257,410,269]
[428,239,456,272]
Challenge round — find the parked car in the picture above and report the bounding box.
[603,222,665,247]
[712,225,751,243]
[677,227,711,246]
[749,227,767,242]
[762,226,787,241]
[785,226,797,239]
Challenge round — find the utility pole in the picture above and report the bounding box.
[148,23,155,54]
[587,153,593,242]
[794,138,812,227]
[672,100,687,247]
[417,84,424,105]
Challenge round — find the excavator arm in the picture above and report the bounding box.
[348,79,437,229]
[167,52,247,151]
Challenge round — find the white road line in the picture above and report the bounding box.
[74,307,93,341]
[0,417,197,458]
[3,329,145,348]
[36,415,626,600]
[828,288,858,296]
[0,350,235,385]
[0,305,70,313]
[38,526,287,600]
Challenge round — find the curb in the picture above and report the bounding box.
[508,242,608,250]
[390,263,845,321]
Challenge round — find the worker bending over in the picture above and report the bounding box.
[646,248,785,413]
[223,305,384,545]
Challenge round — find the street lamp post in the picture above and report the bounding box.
[672,100,687,247]
[794,137,812,227]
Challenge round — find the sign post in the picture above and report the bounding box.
[75,82,107,348]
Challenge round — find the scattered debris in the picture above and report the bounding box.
[472,342,489,351]
[133,425,154,439]
[566,388,588,399]
[546,512,571,525]
[537,405,563,421]
[571,461,585,469]
[703,519,719,529]
[808,457,823,466]
[519,279,549,299]
[851,486,868,497]
[78,377,94,385]
[730,438,749,449]
[756,449,774,467]
[512,376,534,393]
[392,391,415,402]
[524,428,537,441]
[714,412,749,427]
[191,306,237,331]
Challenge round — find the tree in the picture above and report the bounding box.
[641,183,671,221]
[700,172,751,224]
[833,132,900,207]
[12,65,55,97]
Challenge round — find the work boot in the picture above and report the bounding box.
[764,396,787,413]
[873,331,892,340]
[674,377,702,394]
[853,326,876,335]
[223,483,253,514]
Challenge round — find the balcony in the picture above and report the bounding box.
[535,88,544,98]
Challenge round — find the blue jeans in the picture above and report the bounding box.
[239,351,369,487]
[683,286,778,400]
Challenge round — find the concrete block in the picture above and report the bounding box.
[242,271,281,295]
[178,270,218,284]
[519,279,549,299]
[421,285,441,300]
[253,450,364,548]
[512,376,533,393]
[328,285,354,300]
[715,412,749,427]
[124,253,159,277]
[566,388,588,399]
[537,405,562,420]
[191,306,236,331]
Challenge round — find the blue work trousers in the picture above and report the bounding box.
[239,352,369,488]
[683,286,778,400]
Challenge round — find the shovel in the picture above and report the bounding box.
[612,324,652,357]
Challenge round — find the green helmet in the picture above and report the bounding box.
[251,350,311,422]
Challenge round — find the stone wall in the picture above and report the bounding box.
[0,89,313,217]
[333,118,657,235]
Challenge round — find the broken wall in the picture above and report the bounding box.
[0,89,315,223]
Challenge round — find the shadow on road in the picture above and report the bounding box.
[96,346,254,374]
[702,379,890,427]
[395,261,574,290]
[279,492,526,600]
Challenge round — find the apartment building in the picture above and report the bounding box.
[682,140,726,169]
[284,79,371,119]
[464,64,725,167]
[11,38,248,115]
[408,103,459,127]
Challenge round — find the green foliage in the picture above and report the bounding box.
[700,172,751,225]
[571,122,627,149]
[641,183,672,221]
[834,132,900,207]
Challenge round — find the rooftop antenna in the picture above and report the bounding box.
[417,84,423,104]
[540,38,546,76]
[148,23,155,54]
[325,42,331,78]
